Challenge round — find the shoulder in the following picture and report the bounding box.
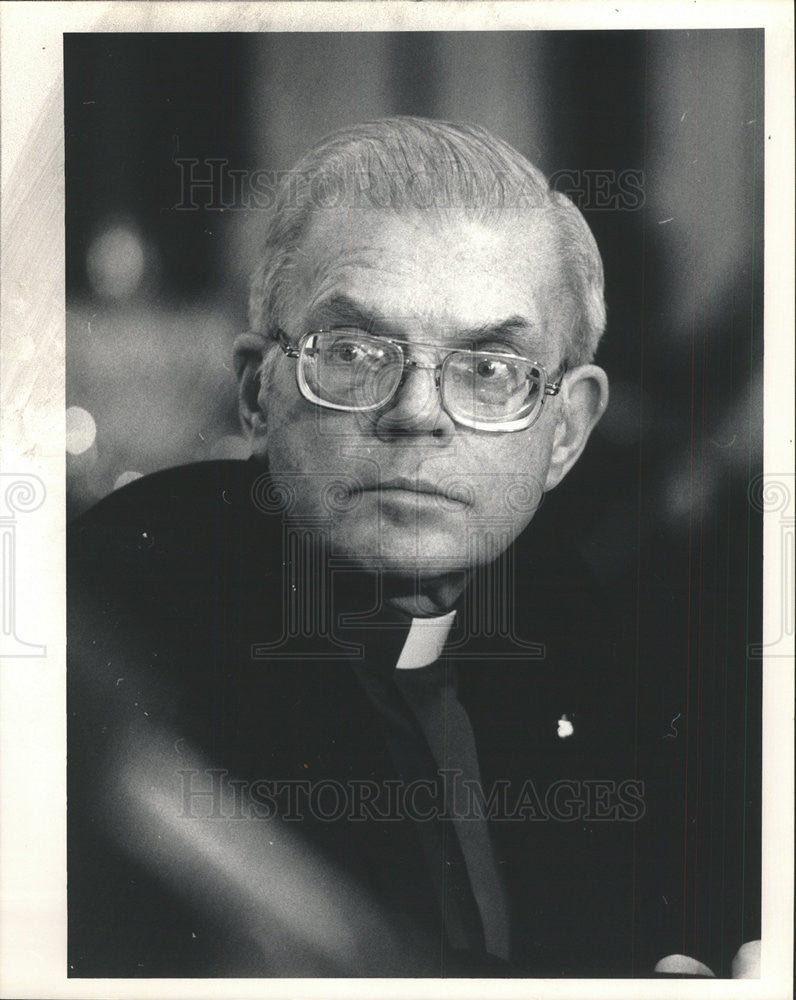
[68,459,281,609]
[71,457,272,546]
[71,459,263,531]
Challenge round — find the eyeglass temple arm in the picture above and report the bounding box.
[544,364,567,396]
[276,328,301,358]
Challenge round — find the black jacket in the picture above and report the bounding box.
[67,460,758,977]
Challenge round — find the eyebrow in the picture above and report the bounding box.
[310,294,377,331]
[456,316,536,345]
[309,294,537,348]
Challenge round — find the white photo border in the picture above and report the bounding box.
[0,2,792,998]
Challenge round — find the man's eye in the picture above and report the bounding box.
[329,342,362,363]
[475,358,514,380]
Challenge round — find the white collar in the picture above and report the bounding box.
[394,610,457,670]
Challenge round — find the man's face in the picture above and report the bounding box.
[255,205,577,581]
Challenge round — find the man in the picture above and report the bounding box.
[68,117,757,978]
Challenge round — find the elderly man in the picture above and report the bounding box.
[68,117,756,978]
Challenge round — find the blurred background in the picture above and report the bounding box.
[65,30,763,963]
[64,31,764,524]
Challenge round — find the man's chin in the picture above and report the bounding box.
[328,531,471,577]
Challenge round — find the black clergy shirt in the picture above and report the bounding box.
[67,459,758,978]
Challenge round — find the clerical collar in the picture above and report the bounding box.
[394,611,457,671]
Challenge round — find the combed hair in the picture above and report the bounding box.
[248,116,606,365]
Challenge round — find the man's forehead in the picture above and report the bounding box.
[287,205,569,347]
[297,203,557,268]
[309,290,546,348]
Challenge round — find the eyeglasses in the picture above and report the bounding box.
[276,328,566,432]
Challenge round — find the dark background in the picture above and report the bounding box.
[64,31,763,966]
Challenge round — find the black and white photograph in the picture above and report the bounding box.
[0,3,793,997]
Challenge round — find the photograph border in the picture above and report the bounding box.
[1,3,793,998]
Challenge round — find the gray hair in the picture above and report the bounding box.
[248,116,606,365]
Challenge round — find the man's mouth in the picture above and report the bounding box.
[366,475,472,506]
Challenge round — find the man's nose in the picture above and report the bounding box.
[370,363,455,440]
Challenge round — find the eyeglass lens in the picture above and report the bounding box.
[443,352,541,425]
[302,334,404,408]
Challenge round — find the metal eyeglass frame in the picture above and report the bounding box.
[275,327,567,432]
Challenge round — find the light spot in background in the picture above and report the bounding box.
[86,224,146,300]
[666,463,717,522]
[66,406,97,455]
[209,435,251,460]
[666,468,693,520]
[557,714,574,739]
[114,470,144,491]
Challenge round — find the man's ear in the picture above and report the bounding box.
[233,332,270,440]
[543,364,609,491]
